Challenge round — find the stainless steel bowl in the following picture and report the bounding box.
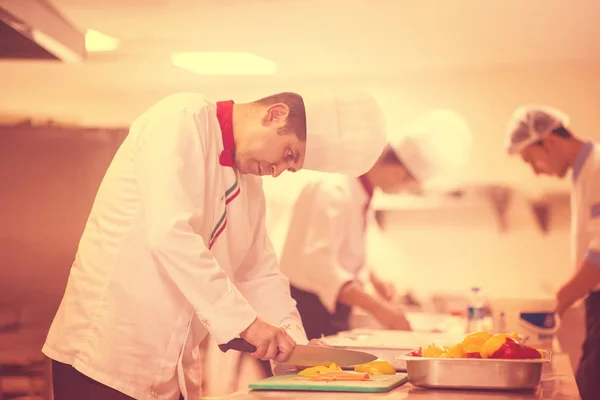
[401,351,552,390]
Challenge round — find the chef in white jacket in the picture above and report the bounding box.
[42,90,386,400]
[505,105,600,400]
[279,110,472,339]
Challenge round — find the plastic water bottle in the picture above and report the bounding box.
[466,287,485,333]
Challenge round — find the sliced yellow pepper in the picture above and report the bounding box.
[353,359,395,375]
[422,344,447,358]
[439,343,464,358]
[298,366,330,377]
[298,362,342,377]
[328,362,342,371]
[461,331,493,354]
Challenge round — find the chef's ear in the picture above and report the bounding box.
[264,103,290,125]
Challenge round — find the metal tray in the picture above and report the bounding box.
[402,350,552,390]
[323,330,467,371]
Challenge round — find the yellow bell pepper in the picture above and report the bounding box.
[298,362,342,377]
[439,343,464,358]
[328,362,342,371]
[354,359,396,375]
[461,331,493,354]
[298,366,330,377]
[422,344,447,358]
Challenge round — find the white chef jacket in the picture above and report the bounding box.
[571,141,600,292]
[278,175,372,314]
[42,94,307,400]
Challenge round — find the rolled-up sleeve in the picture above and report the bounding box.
[287,183,354,314]
[234,187,308,345]
[132,99,257,344]
[585,202,600,268]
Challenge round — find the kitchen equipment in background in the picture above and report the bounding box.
[0,0,86,62]
[219,338,377,367]
[465,286,485,333]
[488,297,560,349]
[350,308,468,334]
[402,350,551,390]
[248,373,408,393]
[322,329,466,370]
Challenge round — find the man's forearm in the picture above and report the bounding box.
[337,281,382,313]
[557,261,600,316]
[564,261,600,303]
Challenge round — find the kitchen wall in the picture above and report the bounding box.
[369,194,571,300]
[0,125,127,314]
[3,60,600,194]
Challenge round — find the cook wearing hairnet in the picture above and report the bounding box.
[42,89,386,400]
[505,104,600,400]
[278,109,472,342]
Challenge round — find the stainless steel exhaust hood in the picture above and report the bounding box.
[0,0,85,62]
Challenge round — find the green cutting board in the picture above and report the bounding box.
[249,373,408,393]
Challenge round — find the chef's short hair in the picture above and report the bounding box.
[551,126,572,138]
[379,145,403,166]
[253,92,307,141]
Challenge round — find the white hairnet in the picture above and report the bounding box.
[391,109,472,183]
[505,104,570,155]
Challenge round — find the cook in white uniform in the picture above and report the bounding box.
[506,105,600,400]
[42,90,387,400]
[279,110,472,339]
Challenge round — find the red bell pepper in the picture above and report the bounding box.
[489,337,542,360]
[407,347,422,357]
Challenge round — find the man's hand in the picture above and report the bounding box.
[338,281,410,330]
[372,302,412,331]
[240,318,296,363]
[370,273,397,302]
[554,262,600,316]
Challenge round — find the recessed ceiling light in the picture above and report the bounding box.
[170,52,277,75]
[85,29,120,52]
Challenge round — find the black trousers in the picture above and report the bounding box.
[51,360,185,400]
[576,291,600,400]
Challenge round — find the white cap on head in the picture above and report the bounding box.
[505,104,570,155]
[301,89,387,177]
[390,109,472,183]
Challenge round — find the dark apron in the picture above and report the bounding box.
[290,285,352,340]
[576,291,600,400]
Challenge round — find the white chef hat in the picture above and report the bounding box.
[301,89,387,177]
[391,110,472,183]
[505,104,570,155]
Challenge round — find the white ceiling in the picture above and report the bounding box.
[2,0,600,194]
[2,0,600,93]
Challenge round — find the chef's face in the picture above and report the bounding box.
[377,165,420,194]
[370,148,420,194]
[520,137,570,179]
[235,103,306,177]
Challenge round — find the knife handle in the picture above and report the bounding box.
[218,338,257,353]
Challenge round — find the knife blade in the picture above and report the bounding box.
[218,338,377,367]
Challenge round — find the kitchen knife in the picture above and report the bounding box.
[219,338,377,367]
